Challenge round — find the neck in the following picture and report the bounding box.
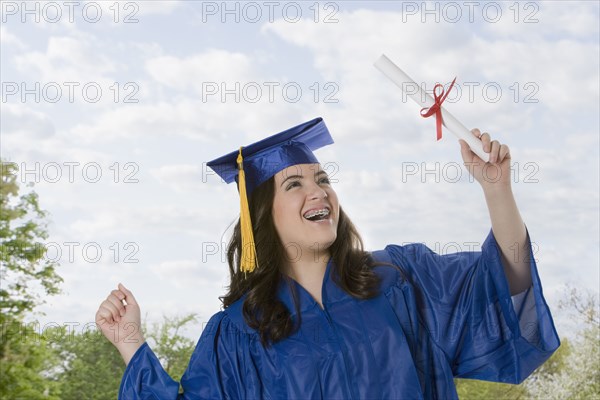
[285,249,330,308]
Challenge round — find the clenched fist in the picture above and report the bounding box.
[95,283,145,365]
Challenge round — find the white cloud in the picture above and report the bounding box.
[14,35,117,82]
[482,2,599,41]
[0,25,26,48]
[67,98,290,142]
[1,103,55,139]
[150,259,228,289]
[150,164,206,193]
[146,49,255,90]
[68,204,221,238]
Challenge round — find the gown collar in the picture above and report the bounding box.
[276,257,350,315]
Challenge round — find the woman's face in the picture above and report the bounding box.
[272,163,339,261]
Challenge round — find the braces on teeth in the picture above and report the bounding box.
[305,209,329,219]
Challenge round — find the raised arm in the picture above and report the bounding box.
[460,129,532,295]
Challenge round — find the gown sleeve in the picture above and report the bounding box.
[383,229,560,384]
[119,311,258,399]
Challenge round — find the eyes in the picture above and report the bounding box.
[285,175,331,191]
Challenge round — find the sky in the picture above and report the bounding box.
[1,1,598,341]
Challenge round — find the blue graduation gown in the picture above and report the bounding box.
[119,231,559,399]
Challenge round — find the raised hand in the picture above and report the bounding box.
[95,283,145,365]
[459,128,512,192]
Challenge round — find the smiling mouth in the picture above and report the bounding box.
[303,208,330,221]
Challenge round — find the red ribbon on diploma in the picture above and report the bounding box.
[420,77,457,141]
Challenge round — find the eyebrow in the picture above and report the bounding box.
[280,170,328,187]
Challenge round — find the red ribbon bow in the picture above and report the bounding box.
[420,77,457,141]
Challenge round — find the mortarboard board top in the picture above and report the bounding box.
[207,117,333,195]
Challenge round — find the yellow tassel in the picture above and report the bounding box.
[237,147,257,273]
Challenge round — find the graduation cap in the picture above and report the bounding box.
[207,117,334,274]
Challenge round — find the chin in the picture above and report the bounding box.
[314,234,337,253]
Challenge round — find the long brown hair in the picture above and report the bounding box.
[221,176,380,345]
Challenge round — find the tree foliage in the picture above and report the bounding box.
[1,161,63,399]
[49,313,198,400]
[0,161,62,326]
[145,313,199,383]
[0,321,62,399]
[53,327,125,400]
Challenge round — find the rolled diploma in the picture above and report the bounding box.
[374,54,489,163]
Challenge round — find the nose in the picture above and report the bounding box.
[307,181,327,200]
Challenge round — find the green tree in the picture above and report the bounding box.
[0,161,62,325]
[145,313,198,382]
[50,313,198,400]
[0,321,62,399]
[54,327,124,400]
[1,161,64,398]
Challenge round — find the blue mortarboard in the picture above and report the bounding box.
[207,117,333,195]
[206,117,334,273]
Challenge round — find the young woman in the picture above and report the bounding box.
[96,118,559,399]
